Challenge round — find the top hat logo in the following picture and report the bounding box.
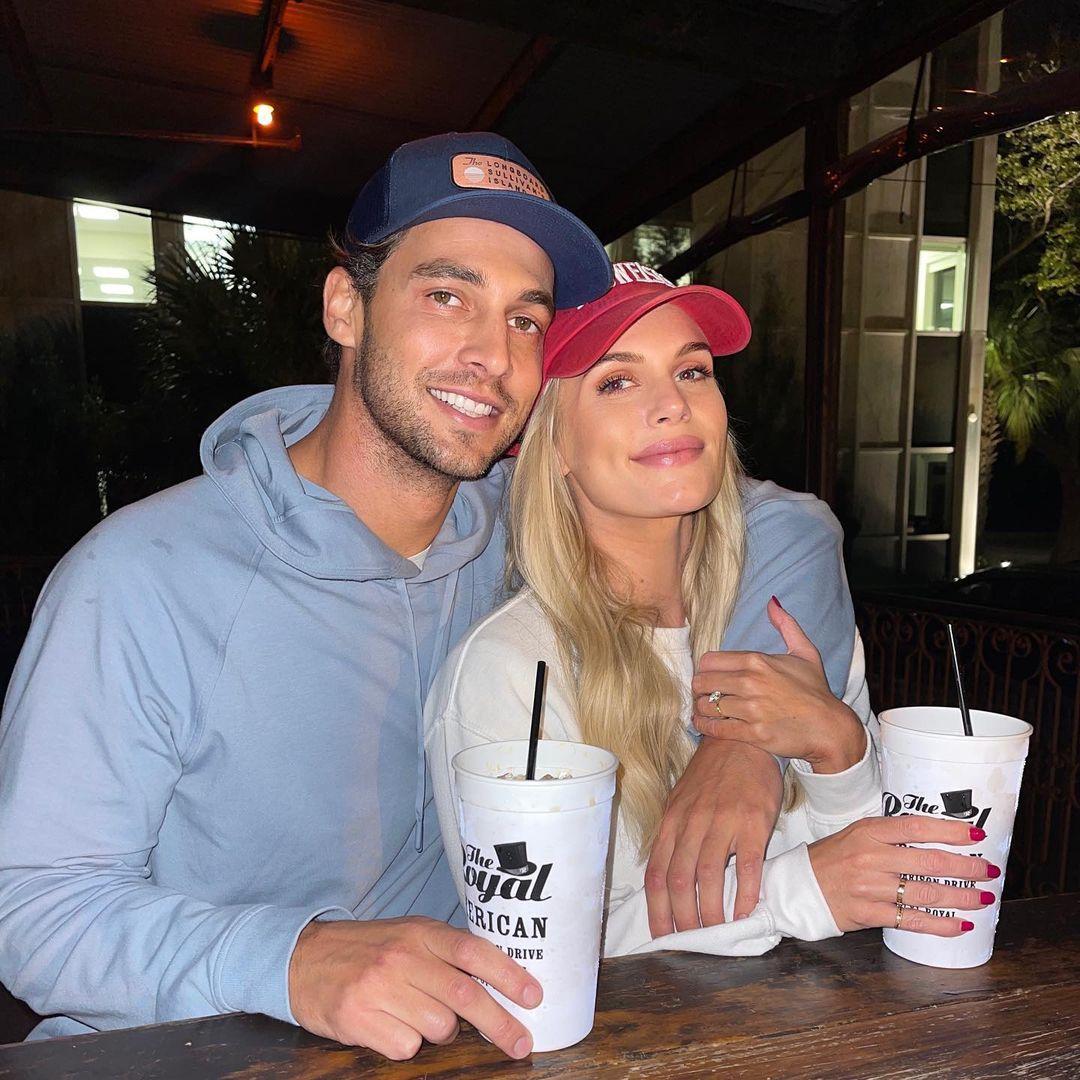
[494,841,537,877]
[941,789,979,820]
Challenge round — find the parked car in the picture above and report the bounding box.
[887,563,1080,621]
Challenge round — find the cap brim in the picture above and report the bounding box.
[399,191,612,309]
[546,285,751,379]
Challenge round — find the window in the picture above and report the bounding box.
[916,239,967,332]
[72,199,155,304]
[183,215,237,266]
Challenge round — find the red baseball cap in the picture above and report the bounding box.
[542,261,751,382]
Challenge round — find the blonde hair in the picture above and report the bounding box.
[508,379,749,855]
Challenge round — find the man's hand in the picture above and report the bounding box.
[644,739,782,936]
[288,916,542,1061]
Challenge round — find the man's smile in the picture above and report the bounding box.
[428,388,502,420]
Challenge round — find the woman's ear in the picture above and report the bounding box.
[323,267,361,348]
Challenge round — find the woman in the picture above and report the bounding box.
[425,264,996,956]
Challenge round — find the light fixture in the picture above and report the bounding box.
[75,203,121,221]
[252,102,275,127]
[92,266,130,279]
[100,283,135,296]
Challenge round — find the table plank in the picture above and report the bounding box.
[1,895,1078,1079]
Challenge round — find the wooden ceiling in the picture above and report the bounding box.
[0,0,1005,240]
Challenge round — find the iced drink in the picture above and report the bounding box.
[452,739,618,1052]
[879,706,1032,968]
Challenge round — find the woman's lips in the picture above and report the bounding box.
[630,437,706,467]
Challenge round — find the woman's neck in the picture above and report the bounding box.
[583,511,692,628]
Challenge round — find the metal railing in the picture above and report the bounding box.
[855,591,1080,900]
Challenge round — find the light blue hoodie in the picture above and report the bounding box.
[0,386,509,1039]
[0,386,856,1041]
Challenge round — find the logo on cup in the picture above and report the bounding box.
[494,841,537,877]
[940,789,979,820]
[882,789,992,831]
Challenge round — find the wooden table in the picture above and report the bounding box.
[2,894,1078,1079]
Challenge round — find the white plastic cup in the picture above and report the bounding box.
[879,707,1032,968]
[452,739,618,1052]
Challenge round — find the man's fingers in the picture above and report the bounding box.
[695,834,734,926]
[392,986,461,1047]
[732,835,768,920]
[426,925,541,1012]
[417,953,534,1059]
[355,1010,425,1062]
[644,829,677,938]
[666,814,711,933]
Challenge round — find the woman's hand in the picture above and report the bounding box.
[691,597,865,772]
[808,814,998,935]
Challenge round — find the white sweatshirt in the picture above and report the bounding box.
[424,591,882,957]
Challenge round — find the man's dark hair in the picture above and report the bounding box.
[323,229,406,377]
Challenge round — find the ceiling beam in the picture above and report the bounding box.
[386,0,832,88]
[253,0,290,87]
[0,0,51,125]
[467,34,560,131]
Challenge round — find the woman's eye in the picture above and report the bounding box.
[677,365,711,382]
[597,375,632,394]
[510,315,541,334]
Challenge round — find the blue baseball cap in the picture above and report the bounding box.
[345,132,613,309]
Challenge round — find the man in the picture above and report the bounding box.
[0,134,856,1060]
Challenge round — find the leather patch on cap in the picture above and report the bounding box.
[451,154,551,200]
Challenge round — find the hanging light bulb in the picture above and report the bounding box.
[252,102,275,128]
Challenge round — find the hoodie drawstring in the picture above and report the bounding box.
[399,569,461,852]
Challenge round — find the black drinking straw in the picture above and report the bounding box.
[947,623,974,737]
[525,660,547,780]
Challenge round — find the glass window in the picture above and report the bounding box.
[916,239,967,331]
[72,199,155,305]
[183,215,236,267]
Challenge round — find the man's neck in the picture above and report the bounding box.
[287,388,457,558]
[582,509,692,628]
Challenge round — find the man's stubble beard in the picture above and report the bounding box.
[351,318,524,485]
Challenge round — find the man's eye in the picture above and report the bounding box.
[510,315,541,334]
[430,290,459,306]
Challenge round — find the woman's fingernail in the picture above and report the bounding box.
[961,920,975,932]
[513,1036,532,1058]
[770,594,782,608]
[522,984,542,1008]
[979,891,995,904]
[986,864,1001,879]
[736,912,749,921]
[969,827,986,841]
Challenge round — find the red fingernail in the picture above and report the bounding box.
[987,864,1001,879]
[969,827,986,841]
[961,920,975,932]
[979,891,995,904]
[770,595,782,608]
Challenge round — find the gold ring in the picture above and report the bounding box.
[894,904,904,929]
[895,880,906,906]
[707,690,726,715]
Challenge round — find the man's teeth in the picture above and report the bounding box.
[429,389,496,418]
